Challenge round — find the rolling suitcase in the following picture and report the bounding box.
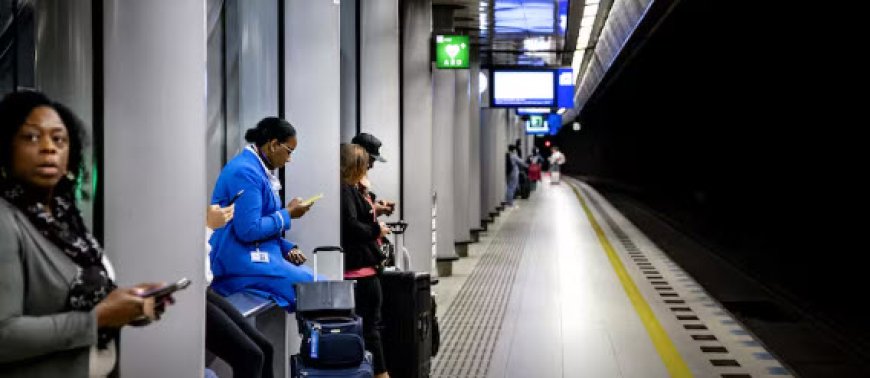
[292,352,374,378]
[294,246,368,373]
[380,271,433,378]
[517,171,531,199]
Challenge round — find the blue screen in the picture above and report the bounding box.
[547,114,562,135]
[556,68,574,109]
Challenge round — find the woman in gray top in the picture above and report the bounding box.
[0,91,169,377]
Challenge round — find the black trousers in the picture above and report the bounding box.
[206,289,274,378]
[354,275,387,374]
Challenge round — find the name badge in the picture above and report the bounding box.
[250,250,270,263]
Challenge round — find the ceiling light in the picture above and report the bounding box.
[583,4,599,17]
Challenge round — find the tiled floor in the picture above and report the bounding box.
[431,177,793,378]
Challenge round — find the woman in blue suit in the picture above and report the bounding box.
[209,117,314,310]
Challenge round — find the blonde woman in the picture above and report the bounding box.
[340,144,391,378]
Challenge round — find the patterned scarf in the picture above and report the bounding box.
[1,179,117,348]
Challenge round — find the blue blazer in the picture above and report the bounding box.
[209,148,313,308]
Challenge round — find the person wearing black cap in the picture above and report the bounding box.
[352,133,387,166]
[351,133,396,217]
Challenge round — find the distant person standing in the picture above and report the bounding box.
[527,148,543,191]
[505,145,528,208]
[548,146,566,184]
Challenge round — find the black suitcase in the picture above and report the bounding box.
[517,171,531,199]
[380,271,432,378]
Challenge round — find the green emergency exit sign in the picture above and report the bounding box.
[436,35,470,69]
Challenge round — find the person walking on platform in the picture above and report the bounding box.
[340,144,392,378]
[208,117,315,311]
[548,146,566,184]
[505,145,528,208]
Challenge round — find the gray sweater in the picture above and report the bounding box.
[0,198,98,378]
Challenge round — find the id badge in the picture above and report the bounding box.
[250,248,270,263]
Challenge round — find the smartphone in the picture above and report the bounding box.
[139,278,191,298]
[227,189,245,205]
[299,193,323,206]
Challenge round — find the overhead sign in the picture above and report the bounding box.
[435,35,470,69]
[526,115,550,135]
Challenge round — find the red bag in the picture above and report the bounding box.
[528,163,542,181]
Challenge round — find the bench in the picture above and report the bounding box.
[207,292,291,378]
[224,291,277,318]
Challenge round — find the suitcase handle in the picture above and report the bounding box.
[307,316,357,323]
[312,246,345,281]
[386,221,408,234]
[312,246,344,254]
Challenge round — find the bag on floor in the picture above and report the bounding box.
[299,315,366,369]
[292,352,373,378]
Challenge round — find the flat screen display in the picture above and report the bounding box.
[491,70,555,107]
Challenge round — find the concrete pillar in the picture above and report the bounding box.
[284,0,341,259]
[103,1,207,376]
[432,67,458,262]
[225,0,279,157]
[468,58,482,237]
[339,0,358,141]
[481,108,505,220]
[359,0,400,222]
[34,0,95,228]
[400,0,434,272]
[496,111,508,206]
[452,69,471,247]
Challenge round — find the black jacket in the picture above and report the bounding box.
[340,183,384,271]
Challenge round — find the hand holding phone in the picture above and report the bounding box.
[299,193,323,207]
[139,278,191,299]
[227,189,245,205]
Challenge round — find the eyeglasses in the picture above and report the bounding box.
[278,143,294,155]
[278,143,295,162]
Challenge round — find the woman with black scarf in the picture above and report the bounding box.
[0,90,171,377]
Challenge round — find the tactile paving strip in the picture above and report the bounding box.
[431,210,534,378]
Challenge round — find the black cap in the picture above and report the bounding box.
[351,133,386,162]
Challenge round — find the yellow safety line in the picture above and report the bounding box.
[568,181,693,378]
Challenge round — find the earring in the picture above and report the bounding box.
[66,171,75,180]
